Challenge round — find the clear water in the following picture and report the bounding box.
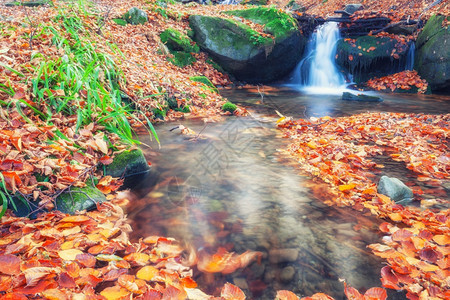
[405,43,415,71]
[289,22,346,89]
[127,88,450,299]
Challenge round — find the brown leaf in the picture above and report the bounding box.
[0,254,21,275]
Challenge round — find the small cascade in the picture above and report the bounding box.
[291,22,345,91]
[405,42,415,71]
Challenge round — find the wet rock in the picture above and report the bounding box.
[415,14,450,92]
[55,185,106,215]
[336,36,408,83]
[189,7,306,83]
[280,266,296,283]
[122,7,148,25]
[249,261,266,278]
[105,149,150,188]
[233,277,249,290]
[377,175,413,203]
[269,248,299,263]
[342,92,383,102]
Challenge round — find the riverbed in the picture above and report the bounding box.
[126,87,450,299]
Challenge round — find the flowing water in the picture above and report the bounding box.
[289,22,346,92]
[127,87,450,299]
[405,43,415,71]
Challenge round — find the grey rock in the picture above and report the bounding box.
[123,7,148,25]
[344,4,363,15]
[377,175,413,203]
[269,248,299,263]
[233,277,249,290]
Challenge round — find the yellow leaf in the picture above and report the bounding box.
[58,249,83,261]
[433,235,450,245]
[95,138,108,154]
[307,141,318,149]
[276,116,285,124]
[100,286,130,300]
[62,226,81,237]
[60,216,90,223]
[61,241,74,250]
[338,183,356,191]
[388,213,403,222]
[136,265,159,281]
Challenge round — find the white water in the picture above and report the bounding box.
[290,22,347,93]
[405,42,415,71]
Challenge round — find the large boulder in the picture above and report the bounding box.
[415,14,450,92]
[335,36,408,83]
[189,7,306,83]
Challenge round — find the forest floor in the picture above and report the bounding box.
[0,0,448,299]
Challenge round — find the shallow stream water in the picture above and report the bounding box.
[126,87,450,299]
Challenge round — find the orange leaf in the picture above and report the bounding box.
[60,216,90,223]
[276,290,300,300]
[338,183,356,192]
[364,288,387,300]
[221,283,246,300]
[136,265,159,281]
[100,286,130,300]
[433,235,450,245]
[42,288,69,300]
[349,55,354,61]
[75,253,96,268]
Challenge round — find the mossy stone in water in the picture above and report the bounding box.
[56,185,106,215]
[105,149,149,178]
[123,7,148,25]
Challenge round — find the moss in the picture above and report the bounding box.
[190,76,219,93]
[224,7,298,40]
[222,101,237,113]
[112,18,127,26]
[152,107,167,119]
[160,28,199,53]
[168,51,196,67]
[241,0,268,5]
[206,58,225,72]
[5,0,49,7]
[190,15,272,56]
[416,15,449,48]
[56,185,106,215]
[105,149,149,178]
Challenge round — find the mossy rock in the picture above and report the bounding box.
[5,0,49,7]
[55,185,106,215]
[222,101,237,113]
[105,149,150,178]
[160,28,199,53]
[241,0,268,5]
[190,76,219,93]
[336,36,408,83]
[160,28,199,67]
[189,7,306,83]
[415,15,450,92]
[123,7,148,25]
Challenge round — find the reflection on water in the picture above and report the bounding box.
[127,88,449,299]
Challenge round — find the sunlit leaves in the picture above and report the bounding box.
[0,254,21,275]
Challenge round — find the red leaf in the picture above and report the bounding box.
[0,293,28,300]
[344,282,364,300]
[57,272,77,289]
[0,254,21,275]
[418,247,441,264]
[221,283,246,300]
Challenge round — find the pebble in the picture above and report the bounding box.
[280,266,296,283]
[269,248,299,263]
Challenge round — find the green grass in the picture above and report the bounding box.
[27,4,159,145]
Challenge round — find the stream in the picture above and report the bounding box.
[126,87,450,299]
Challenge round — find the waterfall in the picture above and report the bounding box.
[405,42,415,71]
[290,22,345,92]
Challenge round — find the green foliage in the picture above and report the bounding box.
[29,5,158,145]
[112,18,127,26]
[153,106,167,119]
[222,101,237,113]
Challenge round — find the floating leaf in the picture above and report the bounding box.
[221,283,245,300]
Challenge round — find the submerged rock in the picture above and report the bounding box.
[415,14,450,92]
[56,185,106,215]
[336,36,408,83]
[342,92,383,102]
[269,248,299,263]
[123,7,148,25]
[189,7,306,83]
[377,175,413,203]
